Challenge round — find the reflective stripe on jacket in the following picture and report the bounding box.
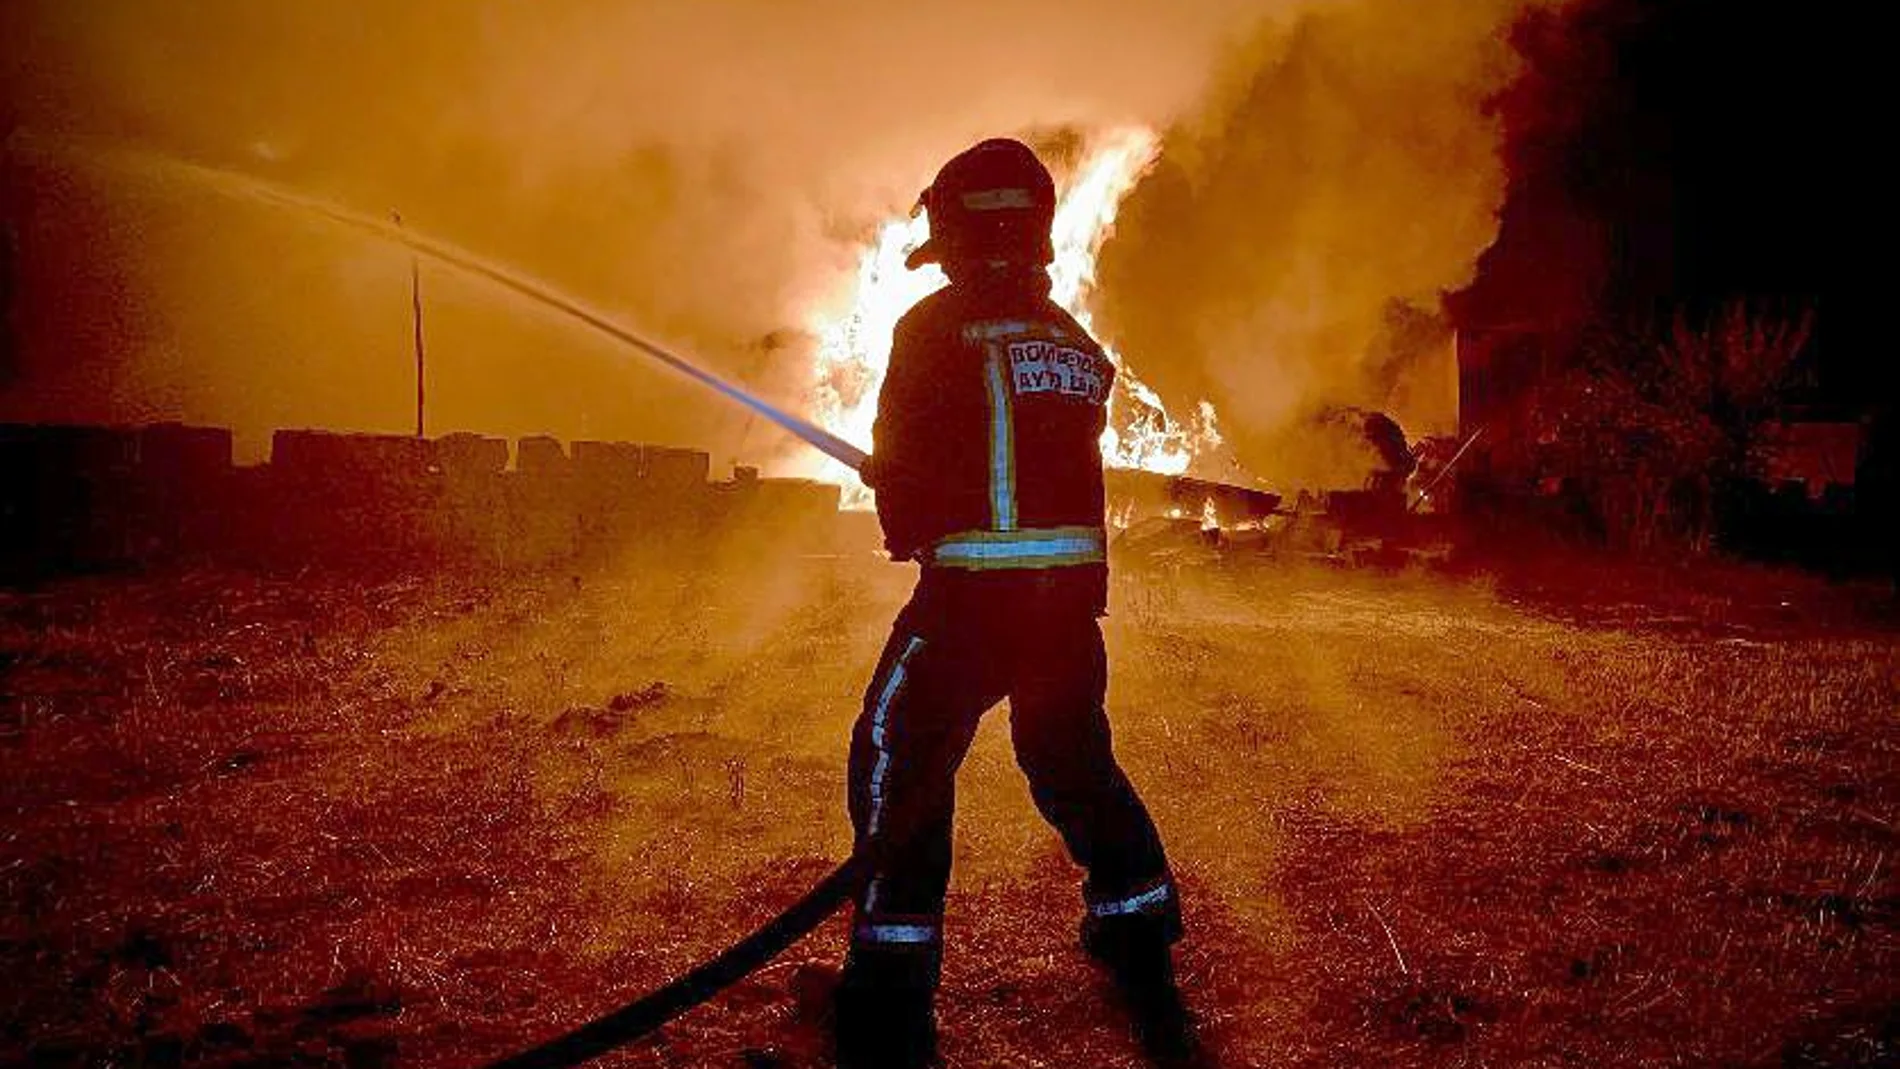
[870,266,1115,576]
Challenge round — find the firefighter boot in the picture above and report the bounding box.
[1081,911,1198,1064]
[833,948,940,1069]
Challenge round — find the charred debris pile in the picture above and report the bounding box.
[1107,466,1456,572]
[1108,406,1465,571]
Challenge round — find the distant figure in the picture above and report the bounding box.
[1360,411,1417,495]
[844,138,1190,1066]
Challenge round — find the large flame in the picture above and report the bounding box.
[810,128,1222,507]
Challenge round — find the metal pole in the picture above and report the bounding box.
[412,255,425,439]
[1409,426,1484,513]
[393,210,425,439]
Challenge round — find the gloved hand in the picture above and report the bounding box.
[857,452,887,491]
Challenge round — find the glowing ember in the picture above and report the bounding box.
[810,128,1222,507]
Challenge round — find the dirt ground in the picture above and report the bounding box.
[3,537,1896,1068]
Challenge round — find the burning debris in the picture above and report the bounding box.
[1104,407,1469,570]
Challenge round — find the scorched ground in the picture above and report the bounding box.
[2,543,1895,1067]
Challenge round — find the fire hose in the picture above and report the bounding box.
[212,181,907,1067]
[480,852,874,1069]
[32,141,1167,1067]
[483,746,959,1068]
[470,331,881,1068]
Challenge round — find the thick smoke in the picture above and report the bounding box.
[1,0,1531,479]
[1098,0,1534,490]
[0,0,1256,462]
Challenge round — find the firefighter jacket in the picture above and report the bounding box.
[865,265,1115,596]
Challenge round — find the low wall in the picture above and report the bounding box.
[0,423,843,578]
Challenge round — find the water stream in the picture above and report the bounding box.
[23,134,866,470]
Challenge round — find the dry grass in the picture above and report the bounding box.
[1,548,1893,1067]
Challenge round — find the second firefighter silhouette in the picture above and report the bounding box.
[838,137,1190,1067]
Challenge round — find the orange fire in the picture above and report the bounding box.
[810,128,1223,507]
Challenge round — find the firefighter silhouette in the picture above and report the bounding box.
[837,138,1193,1067]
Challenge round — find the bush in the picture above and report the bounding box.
[1488,301,1814,554]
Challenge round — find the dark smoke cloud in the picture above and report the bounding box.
[1,0,1534,479]
[1099,0,1535,489]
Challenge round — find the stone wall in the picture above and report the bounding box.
[0,423,842,578]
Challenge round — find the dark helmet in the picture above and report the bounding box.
[904,138,1057,271]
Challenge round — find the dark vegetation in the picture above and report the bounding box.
[1447,0,1862,571]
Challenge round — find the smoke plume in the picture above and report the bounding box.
[1098,0,1532,489]
[2,0,1533,479]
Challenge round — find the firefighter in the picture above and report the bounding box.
[835,137,1191,1067]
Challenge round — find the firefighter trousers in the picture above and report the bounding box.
[843,568,1178,983]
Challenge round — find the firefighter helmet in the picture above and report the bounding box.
[904,138,1056,271]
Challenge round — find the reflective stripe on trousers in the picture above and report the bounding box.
[1087,876,1175,918]
[865,636,927,840]
[863,635,925,915]
[853,917,943,948]
[925,526,1106,571]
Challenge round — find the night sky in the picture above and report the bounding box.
[1452,0,1838,401]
